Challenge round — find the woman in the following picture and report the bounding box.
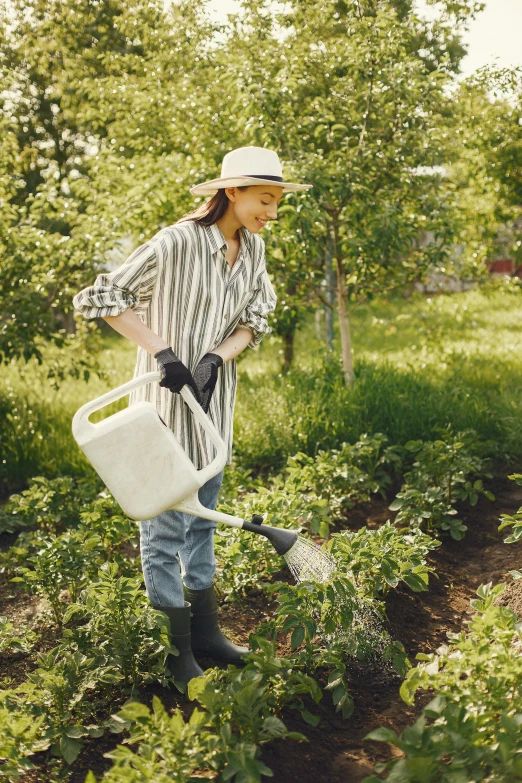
[73,146,312,684]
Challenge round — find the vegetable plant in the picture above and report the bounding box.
[498,473,522,546]
[326,522,441,597]
[62,562,174,693]
[363,582,522,782]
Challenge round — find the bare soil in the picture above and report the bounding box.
[2,476,521,783]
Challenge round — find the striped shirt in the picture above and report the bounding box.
[72,220,277,470]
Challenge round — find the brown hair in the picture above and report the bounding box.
[176,186,249,227]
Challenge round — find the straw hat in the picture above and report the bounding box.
[189,146,312,196]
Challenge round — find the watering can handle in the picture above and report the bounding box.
[72,371,227,484]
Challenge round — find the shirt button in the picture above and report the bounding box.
[224,314,228,320]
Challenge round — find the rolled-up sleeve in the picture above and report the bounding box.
[72,238,159,319]
[237,265,277,348]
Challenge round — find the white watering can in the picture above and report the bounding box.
[71,371,297,555]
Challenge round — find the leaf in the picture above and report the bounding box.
[423,694,446,717]
[118,702,150,721]
[262,716,287,737]
[385,758,414,781]
[64,725,85,739]
[300,709,320,727]
[291,625,305,650]
[364,727,399,743]
[402,573,429,592]
[332,683,345,706]
[188,675,208,701]
[59,734,83,764]
[340,694,354,719]
[281,616,299,633]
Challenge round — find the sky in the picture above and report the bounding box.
[206,0,522,80]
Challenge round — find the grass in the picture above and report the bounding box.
[1,285,521,497]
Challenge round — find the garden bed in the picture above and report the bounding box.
[1,476,520,782]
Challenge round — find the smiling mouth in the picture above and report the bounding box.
[256,218,267,226]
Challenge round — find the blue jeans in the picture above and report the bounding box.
[139,469,224,607]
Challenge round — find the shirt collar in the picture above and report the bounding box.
[203,223,253,256]
[203,223,227,253]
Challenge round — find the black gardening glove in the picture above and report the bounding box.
[193,352,223,413]
[154,347,201,402]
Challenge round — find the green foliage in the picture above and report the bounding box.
[226,0,487,381]
[191,642,313,743]
[93,639,312,783]
[446,73,522,273]
[0,474,102,535]
[262,573,410,719]
[2,649,105,765]
[0,0,220,375]
[216,476,329,597]
[0,564,173,768]
[234,297,522,475]
[390,430,495,539]
[7,491,139,623]
[0,706,50,780]
[214,525,285,601]
[402,432,494,504]
[12,529,105,624]
[0,616,38,654]
[96,697,212,783]
[62,563,173,693]
[285,433,403,533]
[363,582,522,782]
[327,523,441,597]
[498,473,522,544]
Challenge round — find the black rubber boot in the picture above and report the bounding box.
[183,583,250,665]
[153,601,204,684]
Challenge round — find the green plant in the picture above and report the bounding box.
[285,433,403,526]
[216,481,329,594]
[0,706,50,779]
[498,473,522,545]
[93,698,212,783]
[12,528,104,625]
[363,582,522,782]
[390,484,468,540]
[188,638,313,781]
[90,639,313,783]
[390,431,495,540]
[3,649,105,765]
[62,562,174,693]
[327,522,441,598]
[262,573,409,719]
[0,616,38,654]
[0,475,101,536]
[402,432,494,505]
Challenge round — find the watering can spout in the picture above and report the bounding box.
[241,520,298,556]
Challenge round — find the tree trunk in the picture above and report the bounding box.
[282,330,294,373]
[55,310,77,335]
[332,221,354,384]
[325,233,335,351]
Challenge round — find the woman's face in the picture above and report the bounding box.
[226,185,284,233]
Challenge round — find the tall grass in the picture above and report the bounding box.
[1,286,521,497]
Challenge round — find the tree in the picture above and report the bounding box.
[221,0,485,382]
[445,67,522,273]
[0,0,227,376]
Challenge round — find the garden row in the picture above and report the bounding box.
[1,430,520,780]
